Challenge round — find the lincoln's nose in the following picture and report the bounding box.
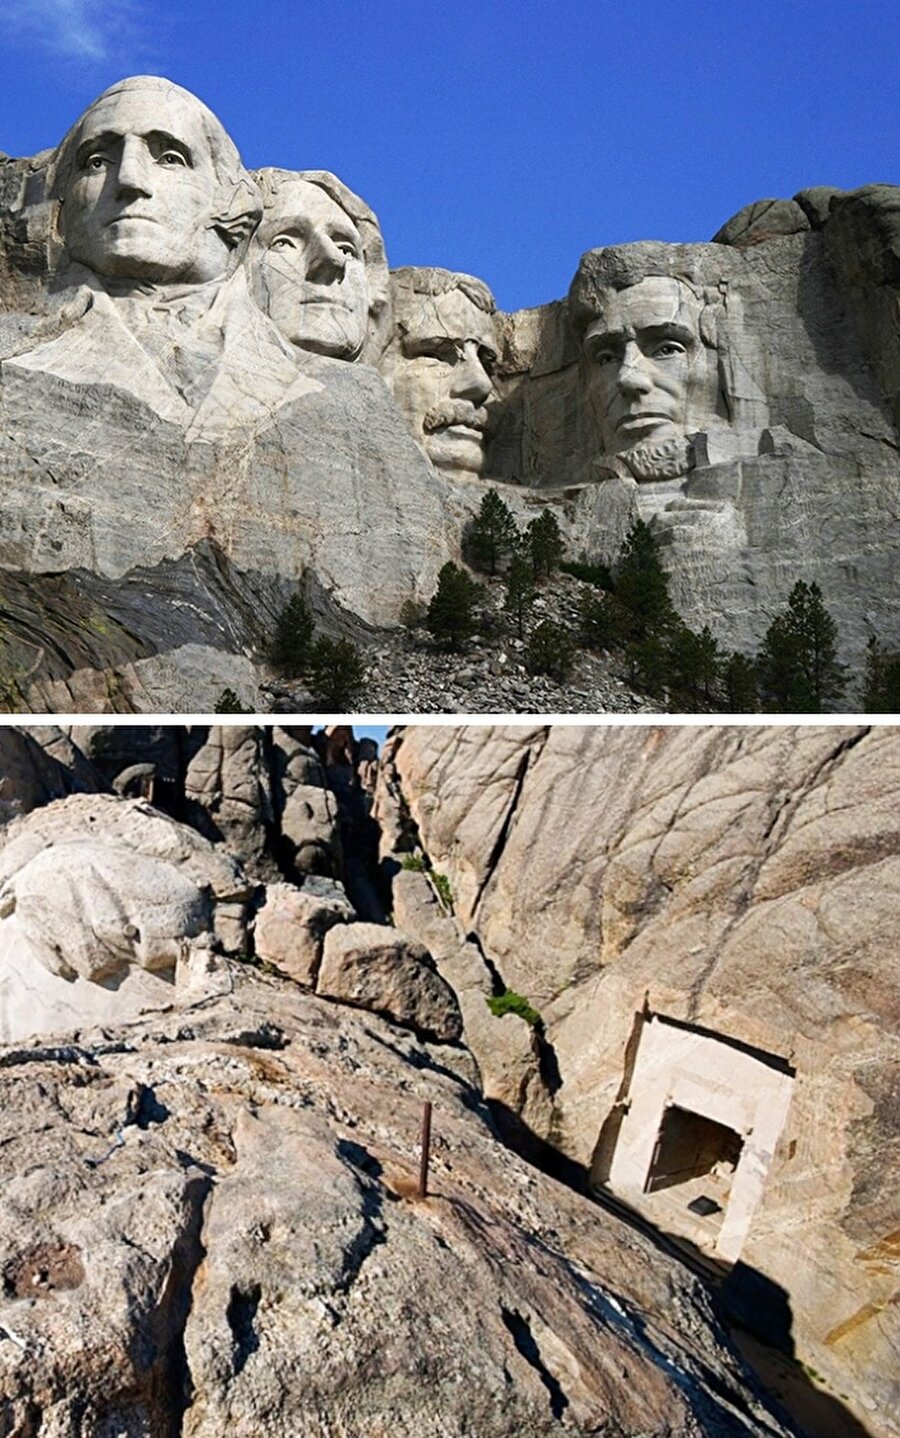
[616,341,653,395]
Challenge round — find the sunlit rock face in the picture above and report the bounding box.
[0,75,899,707]
[0,79,453,710]
[0,724,798,1438]
[389,723,900,1434]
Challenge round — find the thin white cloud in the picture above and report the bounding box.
[0,0,145,64]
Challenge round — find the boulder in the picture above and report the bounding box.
[253,879,354,987]
[317,921,463,1043]
[0,793,251,1043]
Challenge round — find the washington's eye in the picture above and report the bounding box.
[83,153,109,172]
[337,241,360,259]
[158,149,188,167]
[269,234,297,251]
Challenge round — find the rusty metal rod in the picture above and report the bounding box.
[418,1100,433,1199]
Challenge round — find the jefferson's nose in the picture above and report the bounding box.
[306,231,347,285]
[616,341,653,395]
[115,136,153,198]
[450,342,492,405]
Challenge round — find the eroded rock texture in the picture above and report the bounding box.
[0,976,802,1438]
[387,724,900,1434]
[0,728,800,1437]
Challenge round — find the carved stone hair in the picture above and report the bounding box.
[47,76,262,250]
[568,242,722,349]
[390,265,496,317]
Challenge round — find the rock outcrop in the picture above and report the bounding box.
[0,727,803,1436]
[387,723,900,1436]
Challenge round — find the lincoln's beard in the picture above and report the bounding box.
[621,432,693,483]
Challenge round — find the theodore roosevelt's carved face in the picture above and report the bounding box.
[60,83,230,284]
[382,280,497,479]
[582,276,711,461]
[252,178,368,359]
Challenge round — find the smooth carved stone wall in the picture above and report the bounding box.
[391,724,900,1435]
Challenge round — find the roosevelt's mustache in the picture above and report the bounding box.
[422,399,489,434]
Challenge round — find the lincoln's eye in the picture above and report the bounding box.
[653,340,687,358]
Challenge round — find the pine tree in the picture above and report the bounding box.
[579,587,634,650]
[426,562,481,650]
[504,551,536,639]
[271,591,316,677]
[722,652,759,712]
[308,637,366,708]
[757,581,845,712]
[860,635,900,713]
[468,488,519,575]
[214,687,249,713]
[526,619,576,682]
[626,635,669,698]
[614,520,674,636]
[667,622,720,704]
[525,508,565,579]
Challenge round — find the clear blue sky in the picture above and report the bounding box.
[1,1,896,312]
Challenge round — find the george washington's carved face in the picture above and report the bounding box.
[251,178,368,359]
[60,83,231,284]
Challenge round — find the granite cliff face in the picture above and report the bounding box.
[1,81,899,711]
[0,723,803,1437]
[384,724,900,1437]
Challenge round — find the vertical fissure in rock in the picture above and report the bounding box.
[148,1173,212,1438]
[500,1306,569,1421]
[226,1282,262,1376]
[471,730,549,920]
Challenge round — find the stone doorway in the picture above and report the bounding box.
[598,1014,795,1264]
[645,1105,743,1196]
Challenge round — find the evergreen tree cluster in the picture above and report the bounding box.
[269,590,366,708]
[427,490,570,668]
[422,489,894,713]
[578,520,874,713]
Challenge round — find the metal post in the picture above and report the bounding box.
[418,1100,433,1199]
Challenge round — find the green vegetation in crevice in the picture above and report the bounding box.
[486,989,542,1027]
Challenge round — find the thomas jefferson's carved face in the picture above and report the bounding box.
[384,288,497,479]
[583,277,712,460]
[252,179,368,359]
[61,85,228,283]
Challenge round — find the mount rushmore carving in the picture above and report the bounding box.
[0,76,898,709]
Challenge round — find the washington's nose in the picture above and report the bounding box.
[450,342,492,405]
[115,136,153,198]
[616,341,653,395]
[306,231,347,285]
